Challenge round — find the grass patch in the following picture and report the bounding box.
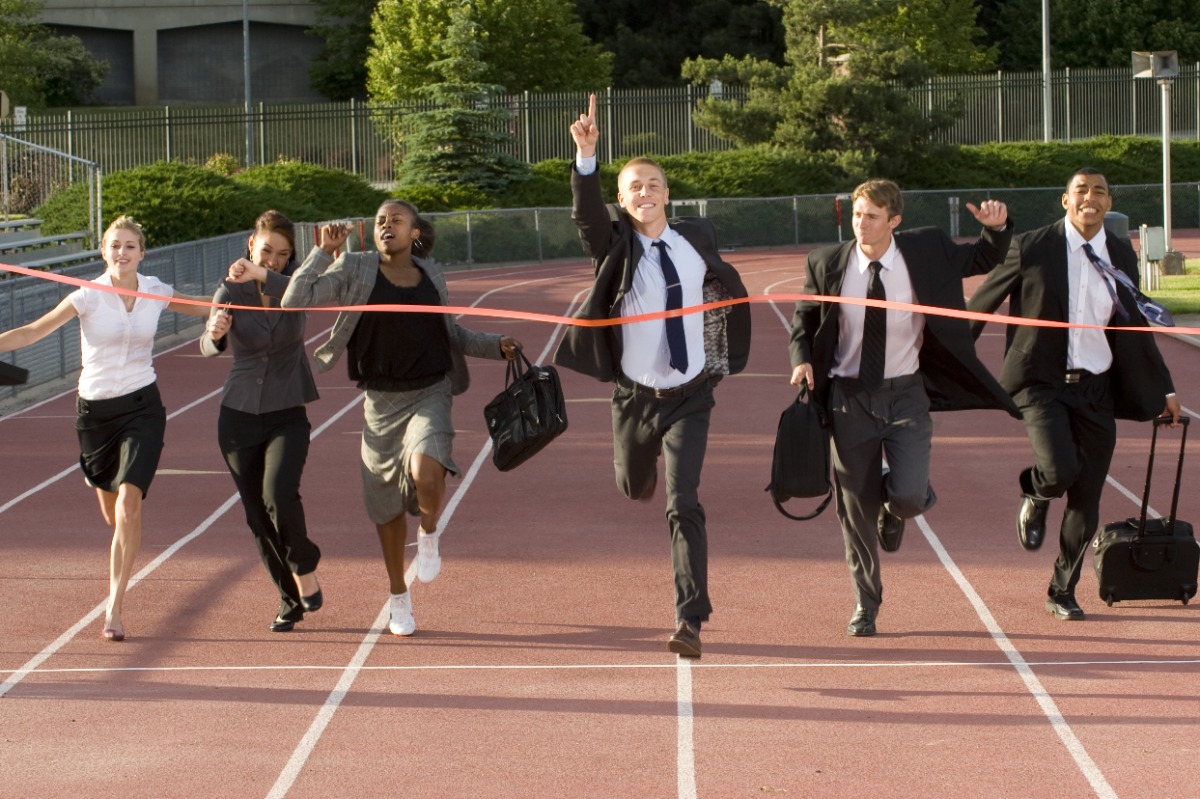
[1147,262,1200,316]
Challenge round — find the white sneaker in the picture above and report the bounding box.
[416,530,442,583]
[388,592,415,636]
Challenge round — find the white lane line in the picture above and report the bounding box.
[917,516,1118,799]
[677,660,697,799]
[10,656,1200,678]
[764,280,1119,798]
[265,286,583,799]
[0,393,364,700]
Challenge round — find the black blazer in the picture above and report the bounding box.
[553,167,751,382]
[968,219,1174,421]
[790,225,1020,419]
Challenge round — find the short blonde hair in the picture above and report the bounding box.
[103,215,146,250]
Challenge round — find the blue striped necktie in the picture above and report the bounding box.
[1081,242,1174,327]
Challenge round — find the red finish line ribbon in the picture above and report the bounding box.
[2,261,1197,336]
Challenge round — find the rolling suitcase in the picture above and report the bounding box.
[1093,416,1197,606]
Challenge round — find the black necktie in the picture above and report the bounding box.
[1081,242,1174,327]
[652,240,689,373]
[859,260,886,390]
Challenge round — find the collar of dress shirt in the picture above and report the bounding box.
[853,238,899,275]
[1065,217,1108,256]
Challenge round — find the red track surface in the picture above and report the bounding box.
[1,239,1198,799]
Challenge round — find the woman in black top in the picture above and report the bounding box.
[202,210,323,632]
[233,200,519,636]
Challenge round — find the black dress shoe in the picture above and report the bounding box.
[1017,470,1049,551]
[301,589,323,613]
[877,505,905,552]
[668,621,701,658]
[846,605,877,637]
[270,615,300,632]
[1017,495,1050,550]
[1045,595,1085,620]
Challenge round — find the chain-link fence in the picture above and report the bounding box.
[4,181,1197,401]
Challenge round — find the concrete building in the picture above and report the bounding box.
[42,0,326,106]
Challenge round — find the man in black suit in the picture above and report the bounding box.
[554,95,751,658]
[968,167,1181,620]
[789,179,1018,636]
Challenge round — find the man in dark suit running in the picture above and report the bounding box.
[790,179,1018,636]
[554,94,751,658]
[969,167,1181,620]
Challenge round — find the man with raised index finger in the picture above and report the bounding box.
[553,94,751,658]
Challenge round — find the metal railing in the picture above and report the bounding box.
[2,134,102,245]
[1,68,1195,186]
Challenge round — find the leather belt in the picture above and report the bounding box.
[617,371,710,399]
[1064,369,1090,384]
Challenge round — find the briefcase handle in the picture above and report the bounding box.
[1137,416,1189,537]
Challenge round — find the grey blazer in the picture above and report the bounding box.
[281,246,505,394]
[200,263,318,414]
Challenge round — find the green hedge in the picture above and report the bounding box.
[34,137,1200,247]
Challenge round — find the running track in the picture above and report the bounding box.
[1,245,1198,799]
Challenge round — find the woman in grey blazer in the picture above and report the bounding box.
[232,200,520,637]
[203,210,324,633]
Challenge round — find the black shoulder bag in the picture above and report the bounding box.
[765,385,833,521]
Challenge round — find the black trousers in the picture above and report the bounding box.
[1020,372,1116,599]
[611,377,716,626]
[218,405,319,621]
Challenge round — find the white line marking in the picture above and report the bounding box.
[0,393,364,700]
[917,515,1118,799]
[265,284,579,798]
[9,656,1200,678]
[676,660,697,799]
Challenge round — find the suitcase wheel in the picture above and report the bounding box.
[1105,593,1115,607]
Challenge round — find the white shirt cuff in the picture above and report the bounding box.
[576,154,598,176]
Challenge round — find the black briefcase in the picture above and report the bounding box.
[1093,416,1197,606]
[483,348,568,472]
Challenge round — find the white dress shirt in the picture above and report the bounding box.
[1064,222,1116,374]
[831,240,923,381]
[576,154,706,388]
[69,272,173,400]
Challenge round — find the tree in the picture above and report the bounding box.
[366,0,611,104]
[684,0,982,180]
[307,0,376,101]
[572,0,785,87]
[393,2,529,193]
[0,0,107,108]
[987,0,1200,71]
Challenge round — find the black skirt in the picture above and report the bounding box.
[75,382,166,497]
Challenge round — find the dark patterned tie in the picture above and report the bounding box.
[859,260,886,390]
[1081,242,1174,326]
[652,240,689,373]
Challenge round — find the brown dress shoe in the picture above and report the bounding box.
[877,505,905,552]
[846,605,877,636]
[668,621,701,657]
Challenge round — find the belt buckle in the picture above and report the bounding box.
[1065,371,1082,384]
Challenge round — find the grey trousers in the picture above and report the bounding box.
[829,374,936,611]
[611,378,716,626]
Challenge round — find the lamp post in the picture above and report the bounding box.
[1042,0,1050,142]
[1132,51,1178,251]
[243,0,254,167]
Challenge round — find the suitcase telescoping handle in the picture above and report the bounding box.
[1137,416,1190,537]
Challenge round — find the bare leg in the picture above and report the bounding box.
[375,515,409,595]
[100,483,143,639]
[410,452,446,534]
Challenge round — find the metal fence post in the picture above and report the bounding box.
[165,107,172,162]
[350,99,359,175]
[534,208,543,262]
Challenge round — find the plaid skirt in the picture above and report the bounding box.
[75,382,166,497]
[360,377,457,524]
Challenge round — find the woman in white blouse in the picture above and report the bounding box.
[0,215,211,641]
